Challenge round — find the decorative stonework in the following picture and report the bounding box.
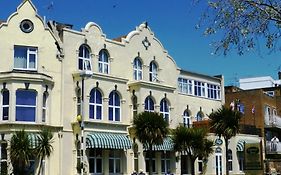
[142,37,151,50]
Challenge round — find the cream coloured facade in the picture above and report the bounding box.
[0,1,261,175]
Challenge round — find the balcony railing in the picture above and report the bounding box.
[265,115,281,129]
[266,141,281,154]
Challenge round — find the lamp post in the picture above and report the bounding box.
[77,70,92,175]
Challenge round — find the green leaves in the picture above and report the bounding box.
[209,105,242,140]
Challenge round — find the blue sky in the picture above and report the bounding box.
[1,0,280,85]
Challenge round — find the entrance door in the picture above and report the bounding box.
[215,147,222,175]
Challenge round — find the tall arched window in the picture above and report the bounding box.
[196,112,203,121]
[2,90,9,121]
[133,57,142,80]
[89,88,103,120]
[149,61,158,82]
[108,91,121,121]
[78,44,91,71]
[160,98,169,122]
[183,110,190,127]
[144,96,154,112]
[16,90,37,122]
[98,49,109,74]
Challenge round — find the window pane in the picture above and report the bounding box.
[3,107,9,120]
[3,91,9,105]
[109,108,113,121]
[96,106,102,120]
[89,159,95,173]
[14,47,27,68]
[16,107,35,121]
[29,54,36,68]
[116,159,121,173]
[89,105,94,119]
[109,92,114,105]
[16,90,36,105]
[97,159,102,173]
[114,93,120,106]
[109,159,114,173]
[115,108,120,121]
[96,91,102,104]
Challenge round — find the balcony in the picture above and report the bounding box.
[239,124,262,136]
[266,141,281,154]
[265,115,281,129]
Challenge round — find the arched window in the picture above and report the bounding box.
[2,90,9,121]
[133,57,142,80]
[144,96,154,112]
[160,98,169,122]
[108,91,121,121]
[78,44,91,71]
[98,49,109,74]
[196,112,203,121]
[228,149,233,171]
[215,147,223,175]
[16,90,37,122]
[183,110,190,127]
[89,88,103,120]
[42,92,48,122]
[149,61,158,82]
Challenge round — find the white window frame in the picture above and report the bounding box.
[1,90,9,121]
[160,99,169,122]
[144,96,154,112]
[15,90,37,122]
[89,149,103,175]
[133,58,142,80]
[14,46,38,70]
[78,45,92,71]
[98,50,109,74]
[108,91,121,121]
[109,150,121,174]
[161,152,171,174]
[149,61,158,82]
[89,89,103,120]
[183,110,190,127]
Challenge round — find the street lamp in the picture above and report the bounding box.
[77,70,92,175]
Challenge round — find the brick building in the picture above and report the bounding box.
[225,86,281,174]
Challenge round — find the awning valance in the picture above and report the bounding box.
[236,140,245,152]
[144,137,174,151]
[86,132,132,150]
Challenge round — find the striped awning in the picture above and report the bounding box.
[236,140,245,152]
[28,133,39,149]
[86,132,132,150]
[144,137,174,151]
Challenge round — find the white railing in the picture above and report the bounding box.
[264,115,281,128]
[266,141,281,153]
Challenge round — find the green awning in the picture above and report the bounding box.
[28,133,39,149]
[144,137,174,151]
[86,132,132,150]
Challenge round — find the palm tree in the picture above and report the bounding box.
[132,111,169,175]
[172,126,213,175]
[10,130,33,175]
[208,105,242,175]
[35,128,54,175]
